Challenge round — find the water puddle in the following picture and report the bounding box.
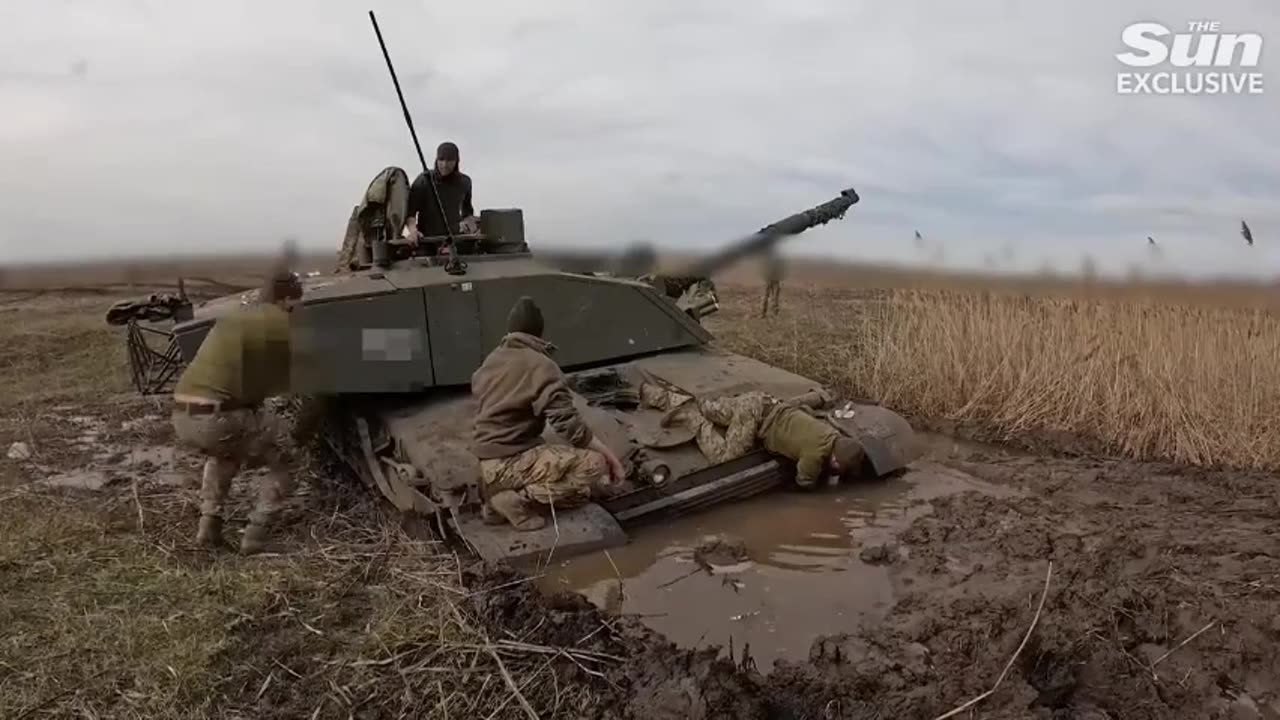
[536,458,1016,670]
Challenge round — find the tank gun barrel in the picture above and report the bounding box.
[680,188,859,279]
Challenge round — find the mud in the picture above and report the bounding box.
[515,444,1280,718]
[464,562,773,720]
[12,401,1280,718]
[538,435,1019,671]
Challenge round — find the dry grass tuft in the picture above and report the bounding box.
[712,282,1280,469]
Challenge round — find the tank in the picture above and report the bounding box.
[109,184,923,563]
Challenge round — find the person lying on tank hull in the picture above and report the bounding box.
[470,296,627,531]
[639,382,866,489]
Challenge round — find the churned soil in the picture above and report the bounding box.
[461,451,1280,719]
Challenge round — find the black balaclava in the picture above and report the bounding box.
[506,296,544,337]
[435,141,460,177]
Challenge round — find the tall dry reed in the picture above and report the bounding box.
[714,285,1280,470]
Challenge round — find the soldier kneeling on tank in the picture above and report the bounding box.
[640,381,865,488]
[470,297,627,531]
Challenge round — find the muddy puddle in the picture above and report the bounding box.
[537,435,1020,670]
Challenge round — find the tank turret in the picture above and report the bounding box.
[167,187,861,395]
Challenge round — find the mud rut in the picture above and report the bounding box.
[460,451,1280,719]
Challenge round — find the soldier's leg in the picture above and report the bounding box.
[241,409,295,555]
[174,411,248,547]
[671,399,744,463]
[649,392,740,463]
[721,392,771,457]
[639,381,692,411]
[242,455,294,555]
[689,392,769,462]
[197,455,239,546]
[518,445,604,510]
[481,446,606,531]
[697,395,740,426]
[480,453,548,531]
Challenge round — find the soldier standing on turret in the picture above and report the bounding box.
[405,141,480,239]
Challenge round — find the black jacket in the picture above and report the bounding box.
[407,170,474,237]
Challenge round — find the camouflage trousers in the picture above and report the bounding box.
[639,383,774,464]
[479,444,608,525]
[171,406,294,529]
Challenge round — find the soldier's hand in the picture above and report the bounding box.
[460,217,480,234]
[599,448,625,483]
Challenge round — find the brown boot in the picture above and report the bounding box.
[195,515,225,548]
[488,490,546,532]
[240,524,271,555]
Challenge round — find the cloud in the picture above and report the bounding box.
[0,0,1278,280]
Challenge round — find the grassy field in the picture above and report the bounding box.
[3,254,1279,717]
[710,279,1280,470]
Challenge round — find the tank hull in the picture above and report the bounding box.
[321,346,922,563]
[109,185,907,563]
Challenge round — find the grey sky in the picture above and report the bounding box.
[1,0,1277,279]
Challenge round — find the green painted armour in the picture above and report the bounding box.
[173,303,292,405]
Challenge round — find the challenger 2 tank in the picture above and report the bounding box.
[115,184,922,563]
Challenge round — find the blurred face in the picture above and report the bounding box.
[436,158,457,176]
